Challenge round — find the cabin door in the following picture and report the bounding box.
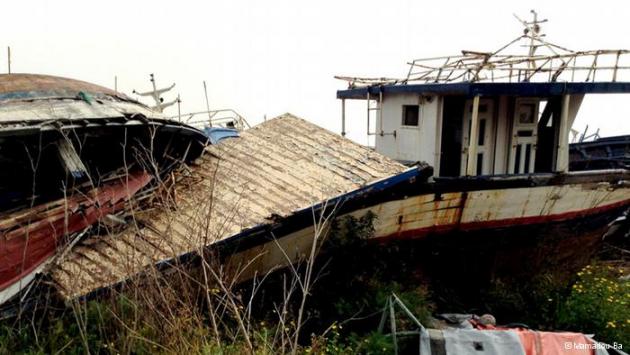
[460,99,495,175]
[509,99,539,174]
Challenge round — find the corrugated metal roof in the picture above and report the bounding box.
[49,113,407,300]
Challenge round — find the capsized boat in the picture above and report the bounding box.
[49,114,416,300]
[0,74,207,304]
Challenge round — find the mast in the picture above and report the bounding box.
[513,10,548,73]
[133,74,177,113]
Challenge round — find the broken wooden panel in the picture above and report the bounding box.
[55,138,88,179]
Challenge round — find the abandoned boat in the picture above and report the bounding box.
[570,134,630,171]
[333,13,630,277]
[0,73,207,304]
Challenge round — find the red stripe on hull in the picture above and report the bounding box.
[376,198,630,241]
[0,172,152,295]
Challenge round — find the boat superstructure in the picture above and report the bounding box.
[336,11,630,176]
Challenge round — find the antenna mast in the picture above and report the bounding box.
[133,73,177,113]
[514,10,548,69]
[203,81,212,128]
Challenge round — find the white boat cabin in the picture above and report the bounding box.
[337,86,593,177]
[336,12,630,177]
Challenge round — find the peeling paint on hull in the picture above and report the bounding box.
[361,182,630,241]
[225,178,630,283]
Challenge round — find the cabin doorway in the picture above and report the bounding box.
[460,99,495,175]
[509,99,539,174]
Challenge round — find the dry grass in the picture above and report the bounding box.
[1,127,343,354]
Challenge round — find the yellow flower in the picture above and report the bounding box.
[606,321,616,328]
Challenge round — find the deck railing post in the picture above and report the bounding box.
[366,91,371,140]
[466,95,481,176]
[556,94,571,172]
[341,99,346,137]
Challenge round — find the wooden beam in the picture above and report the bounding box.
[466,95,481,176]
[556,94,571,172]
[55,138,88,180]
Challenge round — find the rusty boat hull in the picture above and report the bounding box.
[58,167,630,300]
[219,169,630,282]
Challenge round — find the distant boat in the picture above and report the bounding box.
[570,134,630,170]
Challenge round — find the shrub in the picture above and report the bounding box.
[557,264,629,346]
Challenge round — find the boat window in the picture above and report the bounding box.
[514,145,522,173]
[518,103,536,124]
[524,144,532,172]
[402,105,420,126]
[478,119,486,145]
[477,153,484,175]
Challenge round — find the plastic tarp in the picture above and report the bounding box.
[442,328,525,355]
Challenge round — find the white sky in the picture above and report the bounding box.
[3,0,630,144]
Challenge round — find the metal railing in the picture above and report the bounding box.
[166,108,251,131]
[336,12,630,88]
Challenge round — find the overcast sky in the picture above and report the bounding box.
[3,0,630,144]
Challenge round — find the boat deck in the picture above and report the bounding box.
[50,113,406,300]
